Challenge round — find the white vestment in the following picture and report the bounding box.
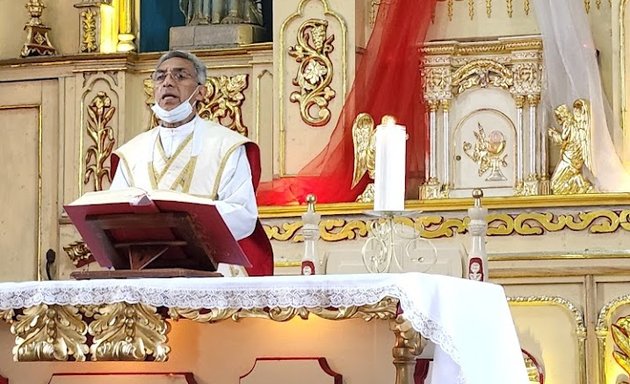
[110,116,258,276]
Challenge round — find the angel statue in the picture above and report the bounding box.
[351,113,377,202]
[548,99,595,194]
[179,0,263,26]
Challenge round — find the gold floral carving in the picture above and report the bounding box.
[170,297,398,323]
[80,9,98,53]
[198,74,249,135]
[289,19,336,127]
[63,240,94,267]
[486,0,492,17]
[84,91,116,191]
[144,75,249,135]
[524,0,530,15]
[611,316,630,379]
[507,0,513,17]
[467,0,475,19]
[87,303,170,361]
[11,304,88,361]
[451,59,513,95]
[447,0,454,21]
[263,209,630,242]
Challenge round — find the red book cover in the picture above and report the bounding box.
[64,188,252,270]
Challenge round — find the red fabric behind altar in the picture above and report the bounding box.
[257,0,437,205]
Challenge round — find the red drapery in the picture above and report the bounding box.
[257,0,437,205]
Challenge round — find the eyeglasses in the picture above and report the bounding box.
[152,68,196,84]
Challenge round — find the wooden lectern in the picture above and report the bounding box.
[65,189,251,279]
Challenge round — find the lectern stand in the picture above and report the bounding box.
[65,190,251,279]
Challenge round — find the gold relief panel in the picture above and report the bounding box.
[11,304,88,362]
[263,209,630,242]
[451,59,513,96]
[84,91,116,191]
[169,297,398,323]
[436,0,602,21]
[423,66,452,102]
[79,8,98,53]
[87,302,170,361]
[289,18,336,127]
[278,0,347,176]
[63,240,94,267]
[144,74,249,135]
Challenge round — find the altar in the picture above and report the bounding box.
[0,273,527,384]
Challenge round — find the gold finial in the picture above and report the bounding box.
[472,188,483,207]
[381,115,396,126]
[306,194,317,213]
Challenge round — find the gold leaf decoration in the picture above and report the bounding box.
[11,305,88,361]
[170,297,398,323]
[198,74,249,135]
[84,91,116,191]
[0,309,15,323]
[263,209,630,242]
[88,303,170,361]
[289,19,336,127]
[80,9,98,53]
[62,240,94,267]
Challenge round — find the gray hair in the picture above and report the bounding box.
[156,50,207,85]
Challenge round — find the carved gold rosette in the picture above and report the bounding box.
[289,19,336,127]
[84,91,116,191]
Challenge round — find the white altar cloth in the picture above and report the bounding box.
[0,273,528,384]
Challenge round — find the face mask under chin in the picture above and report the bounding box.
[152,86,200,124]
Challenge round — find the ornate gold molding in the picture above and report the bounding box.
[264,209,630,242]
[11,304,88,361]
[390,315,426,384]
[451,59,513,95]
[84,91,116,191]
[369,0,382,26]
[436,0,603,20]
[87,303,170,361]
[144,74,249,135]
[169,297,398,323]
[289,19,336,127]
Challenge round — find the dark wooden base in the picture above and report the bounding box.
[71,268,223,280]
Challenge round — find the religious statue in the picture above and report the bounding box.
[548,99,594,194]
[351,113,377,202]
[179,0,263,26]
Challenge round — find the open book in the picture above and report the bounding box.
[65,188,251,271]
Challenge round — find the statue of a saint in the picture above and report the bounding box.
[179,0,263,26]
[548,99,595,194]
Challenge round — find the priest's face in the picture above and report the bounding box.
[153,57,206,111]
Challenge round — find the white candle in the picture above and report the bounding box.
[374,116,407,212]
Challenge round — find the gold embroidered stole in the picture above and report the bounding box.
[149,133,197,192]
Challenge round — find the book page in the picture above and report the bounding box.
[68,188,215,206]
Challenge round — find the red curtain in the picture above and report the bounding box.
[257,0,437,205]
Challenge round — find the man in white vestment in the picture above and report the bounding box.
[109,50,273,276]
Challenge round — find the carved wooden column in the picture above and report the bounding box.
[390,316,426,384]
[514,95,525,194]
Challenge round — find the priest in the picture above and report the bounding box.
[110,50,273,276]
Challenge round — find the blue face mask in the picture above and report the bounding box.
[151,85,199,124]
